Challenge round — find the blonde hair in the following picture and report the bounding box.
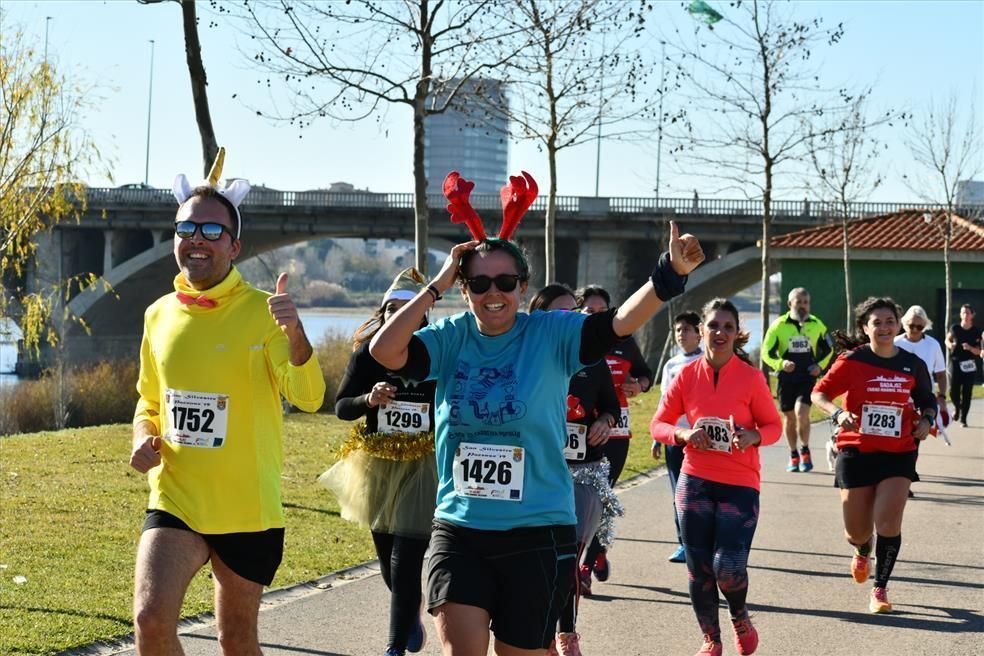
[900,305,933,331]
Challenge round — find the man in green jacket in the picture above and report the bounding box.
[761,287,834,472]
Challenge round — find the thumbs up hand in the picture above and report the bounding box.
[268,272,314,364]
[668,221,705,276]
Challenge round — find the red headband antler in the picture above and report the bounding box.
[443,171,539,241]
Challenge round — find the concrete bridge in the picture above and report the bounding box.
[24,187,947,367]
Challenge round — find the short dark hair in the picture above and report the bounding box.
[575,285,611,308]
[962,303,975,314]
[459,239,530,281]
[673,311,701,330]
[182,185,240,237]
[528,283,576,313]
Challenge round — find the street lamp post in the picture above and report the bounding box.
[144,40,155,186]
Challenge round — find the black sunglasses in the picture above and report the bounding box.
[463,274,522,294]
[174,220,234,241]
[908,324,926,331]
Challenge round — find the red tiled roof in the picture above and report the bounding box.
[771,209,984,251]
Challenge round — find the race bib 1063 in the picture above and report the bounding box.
[787,336,811,354]
[564,422,588,461]
[164,388,228,448]
[610,407,631,438]
[693,417,733,454]
[379,400,430,434]
[453,442,524,502]
[860,404,902,438]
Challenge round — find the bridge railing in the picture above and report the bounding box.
[82,187,982,221]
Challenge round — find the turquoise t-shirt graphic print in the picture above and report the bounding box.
[416,310,587,530]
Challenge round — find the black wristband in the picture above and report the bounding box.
[426,284,442,302]
[650,251,688,302]
[831,408,843,424]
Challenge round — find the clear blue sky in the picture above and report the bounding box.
[5,0,983,201]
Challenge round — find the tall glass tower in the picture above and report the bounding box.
[425,79,509,197]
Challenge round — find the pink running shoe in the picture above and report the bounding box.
[694,635,723,656]
[546,638,560,656]
[555,632,582,656]
[578,564,592,597]
[732,616,759,655]
[869,586,892,614]
[851,553,871,583]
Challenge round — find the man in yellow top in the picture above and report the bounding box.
[128,151,325,654]
[761,287,834,473]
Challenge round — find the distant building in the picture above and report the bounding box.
[956,180,984,205]
[425,78,509,196]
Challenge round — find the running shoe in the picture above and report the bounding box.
[731,615,759,655]
[851,553,871,583]
[668,545,687,563]
[786,454,800,472]
[798,449,813,472]
[384,649,405,656]
[406,617,426,653]
[694,635,723,656]
[578,564,592,597]
[546,638,561,656]
[593,550,610,582]
[555,632,583,656]
[869,586,892,614]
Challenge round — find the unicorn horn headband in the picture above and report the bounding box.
[172,147,251,239]
[443,170,538,242]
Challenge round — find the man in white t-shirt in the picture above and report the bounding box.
[652,311,703,562]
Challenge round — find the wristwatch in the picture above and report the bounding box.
[831,408,843,425]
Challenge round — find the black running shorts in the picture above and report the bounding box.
[142,510,285,586]
[834,448,918,489]
[777,378,815,412]
[427,519,577,650]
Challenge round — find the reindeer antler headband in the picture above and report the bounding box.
[443,171,538,242]
[172,147,251,238]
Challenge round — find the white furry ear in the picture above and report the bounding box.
[221,179,251,207]
[172,174,193,204]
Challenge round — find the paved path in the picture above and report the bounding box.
[99,410,983,656]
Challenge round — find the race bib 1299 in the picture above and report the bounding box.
[379,400,430,434]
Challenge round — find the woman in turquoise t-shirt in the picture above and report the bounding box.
[371,221,703,655]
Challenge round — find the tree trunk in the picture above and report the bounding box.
[180,0,218,177]
[412,0,432,275]
[759,166,772,371]
[842,214,852,331]
[545,145,558,283]
[944,210,952,342]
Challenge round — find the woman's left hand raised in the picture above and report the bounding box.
[668,221,705,276]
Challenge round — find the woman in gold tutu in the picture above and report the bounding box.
[320,268,437,656]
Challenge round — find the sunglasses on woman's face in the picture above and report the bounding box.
[174,220,233,241]
[463,274,521,294]
[908,324,926,331]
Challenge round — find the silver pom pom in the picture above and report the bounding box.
[569,457,625,548]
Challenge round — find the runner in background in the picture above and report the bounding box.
[945,304,982,427]
[652,311,703,563]
[650,298,781,656]
[761,287,834,473]
[577,285,653,589]
[321,268,438,656]
[812,297,936,614]
[529,284,623,655]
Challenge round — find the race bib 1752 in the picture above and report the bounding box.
[164,388,229,448]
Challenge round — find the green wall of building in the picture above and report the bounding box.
[780,258,984,334]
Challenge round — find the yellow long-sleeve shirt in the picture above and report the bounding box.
[134,267,325,534]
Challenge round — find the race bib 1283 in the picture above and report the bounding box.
[860,404,902,438]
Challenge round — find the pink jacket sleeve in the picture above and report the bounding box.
[749,369,782,446]
[650,369,686,444]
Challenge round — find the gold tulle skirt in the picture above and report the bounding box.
[319,424,438,539]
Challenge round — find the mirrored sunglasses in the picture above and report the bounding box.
[174,220,233,241]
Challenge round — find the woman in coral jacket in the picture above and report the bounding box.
[650,298,781,656]
[812,297,936,616]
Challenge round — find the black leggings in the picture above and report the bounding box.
[676,473,759,640]
[371,531,430,651]
[951,373,975,423]
[583,439,630,572]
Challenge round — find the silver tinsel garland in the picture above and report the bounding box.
[569,457,625,548]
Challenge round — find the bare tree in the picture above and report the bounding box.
[139,0,219,176]
[904,92,982,336]
[232,0,521,274]
[807,94,892,330]
[476,0,653,282]
[663,0,854,359]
